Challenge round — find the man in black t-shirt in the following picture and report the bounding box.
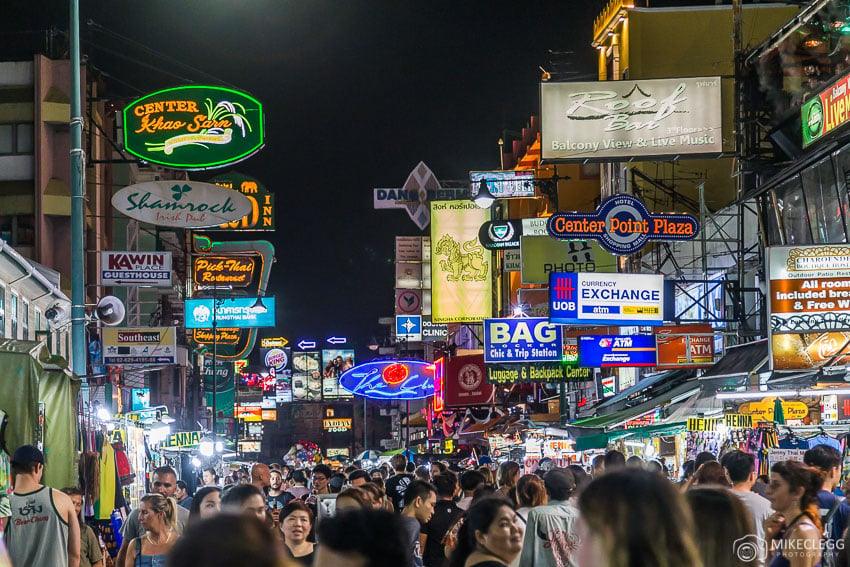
[266,469,294,524]
[422,473,462,567]
[385,454,414,511]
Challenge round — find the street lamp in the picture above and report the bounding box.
[472,179,497,208]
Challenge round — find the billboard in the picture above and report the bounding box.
[579,335,658,367]
[102,327,176,364]
[184,297,275,328]
[520,236,615,284]
[322,349,355,399]
[101,251,172,287]
[772,332,850,371]
[549,272,665,325]
[430,201,492,323]
[261,346,292,403]
[206,172,275,231]
[654,324,715,368]
[122,86,264,169]
[486,362,592,384]
[802,70,850,148]
[442,355,494,407]
[292,351,322,401]
[193,256,255,287]
[541,77,723,161]
[483,318,562,363]
[470,170,536,199]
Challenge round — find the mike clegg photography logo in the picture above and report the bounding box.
[734,534,844,562]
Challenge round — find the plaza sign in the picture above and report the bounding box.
[101,251,172,287]
[184,297,276,328]
[547,194,699,256]
[112,181,253,229]
[541,76,723,161]
[123,86,265,169]
[802,70,850,148]
[192,328,240,345]
[549,272,665,326]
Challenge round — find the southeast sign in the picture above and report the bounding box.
[549,272,665,326]
[483,318,562,364]
[101,251,172,287]
[547,194,698,256]
[184,297,276,328]
[102,327,177,364]
[123,85,265,169]
[112,181,253,229]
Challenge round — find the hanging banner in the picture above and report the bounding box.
[101,251,172,287]
[122,85,265,169]
[485,362,592,384]
[431,201,492,323]
[192,256,256,287]
[483,318,562,363]
[102,327,176,364]
[442,355,494,407]
[686,414,753,432]
[520,236,616,284]
[654,324,715,368]
[549,272,665,325]
[206,172,275,231]
[322,349,355,399]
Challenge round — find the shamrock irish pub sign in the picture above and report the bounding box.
[123,85,265,170]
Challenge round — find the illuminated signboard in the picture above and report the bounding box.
[470,170,536,199]
[261,409,277,421]
[184,297,275,328]
[207,172,275,231]
[161,431,203,448]
[261,336,289,348]
[103,327,177,365]
[686,414,753,432]
[193,328,241,345]
[338,360,434,400]
[802,70,850,148]
[541,77,722,161]
[322,349,355,399]
[433,357,445,412]
[292,351,322,401]
[235,405,262,422]
[123,85,265,169]
[483,318,562,364]
[193,256,256,287]
[547,195,698,256]
[239,441,262,453]
[323,418,352,432]
[486,362,591,384]
[579,335,658,367]
[549,272,665,326]
[654,324,714,368]
[477,218,548,251]
[101,251,172,287]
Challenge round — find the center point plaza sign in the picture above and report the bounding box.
[547,194,699,256]
[123,86,265,169]
[112,181,254,229]
[184,297,275,329]
[541,76,723,161]
[549,272,666,326]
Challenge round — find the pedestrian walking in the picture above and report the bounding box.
[279,501,315,565]
[721,450,773,567]
[221,484,268,522]
[167,513,286,567]
[764,460,823,567]
[804,445,849,567]
[691,460,730,487]
[686,487,754,567]
[123,493,179,567]
[386,455,414,511]
[515,474,547,522]
[447,497,523,567]
[187,486,221,527]
[519,468,580,567]
[496,462,520,502]
[61,487,103,567]
[422,473,463,567]
[314,507,412,566]
[401,480,437,567]
[4,445,80,567]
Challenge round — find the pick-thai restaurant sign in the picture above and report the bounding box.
[541,77,723,161]
[547,195,699,256]
[768,245,850,333]
[102,327,176,364]
[579,335,657,367]
[193,256,256,287]
[123,86,265,169]
[184,297,275,328]
[113,181,253,229]
[520,236,616,284]
[549,272,665,326]
[486,362,591,384]
[192,328,241,345]
[654,324,715,368]
[802,70,850,148]
[207,172,275,231]
[483,318,562,363]
[101,251,172,287]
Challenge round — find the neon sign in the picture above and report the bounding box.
[547,194,698,256]
[338,360,434,400]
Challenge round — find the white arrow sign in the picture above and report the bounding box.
[297,340,317,350]
[326,336,347,345]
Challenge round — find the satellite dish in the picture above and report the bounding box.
[95,296,126,326]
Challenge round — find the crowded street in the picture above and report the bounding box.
[5,0,850,565]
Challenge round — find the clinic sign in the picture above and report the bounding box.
[184,297,275,328]
[112,181,253,229]
[802,70,850,148]
[541,77,723,161]
[549,272,665,325]
[579,335,657,367]
[483,318,562,363]
[547,195,698,256]
[123,86,265,169]
[101,251,172,287]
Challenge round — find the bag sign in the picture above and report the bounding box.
[483,318,562,363]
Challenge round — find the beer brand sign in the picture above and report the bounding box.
[123,86,265,169]
[802,70,850,148]
[193,256,256,287]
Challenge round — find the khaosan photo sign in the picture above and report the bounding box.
[541,77,722,161]
[430,201,492,323]
[123,86,265,169]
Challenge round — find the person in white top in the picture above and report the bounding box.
[721,450,773,567]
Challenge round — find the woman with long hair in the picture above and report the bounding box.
[691,461,730,487]
[685,487,754,567]
[279,500,315,565]
[576,468,702,567]
[496,462,520,501]
[514,474,547,521]
[448,497,523,567]
[764,460,822,567]
[124,493,179,567]
[187,486,221,527]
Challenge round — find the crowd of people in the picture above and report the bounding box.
[2,443,850,567]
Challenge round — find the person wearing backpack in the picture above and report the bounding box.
[804,444,849,567]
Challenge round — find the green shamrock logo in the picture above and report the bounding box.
[171,184,192,201]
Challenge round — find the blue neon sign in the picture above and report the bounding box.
[184,297,276,329]
[338,360,434,400]
[579,335,657,367]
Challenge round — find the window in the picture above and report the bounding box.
[0,216,35,247]
[10,294,18,339]
[22,300,29,340]
[0,123,34,155]
[35,309,41,332]
[774,175,813,244]
[802,157,844,244]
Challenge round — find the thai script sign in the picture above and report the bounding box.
[483,318,563,363]
[541,77,722,161]
[112,181,253,229]
[184,297,275,328]
[549,272,665,326]
[101,251,172,287]
[579,335,657,367]
[207,172,275,231]
[102,327,176,364]
[123,86,264,169]
[547,195,699,256]
[802,70,850,148]
[193,256,256,287]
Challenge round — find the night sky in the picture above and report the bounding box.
[3,1,604,355]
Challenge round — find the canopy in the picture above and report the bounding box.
[700,340,768,379]
[573,422,687,452]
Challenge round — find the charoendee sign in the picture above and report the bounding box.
[123,85,265,169]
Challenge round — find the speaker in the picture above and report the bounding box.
[95,296,126,326]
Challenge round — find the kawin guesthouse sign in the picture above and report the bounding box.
[123,86,265,169]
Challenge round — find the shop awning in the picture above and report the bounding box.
[700,340,769,379]
[577,369,692,419]
[573,422,687,452]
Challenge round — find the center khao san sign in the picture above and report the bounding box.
[338,360,434,400]
[547,194,698,256]
[123,86,265,169]
[113,181,253,229]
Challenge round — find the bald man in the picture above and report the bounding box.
[251,463,271,493]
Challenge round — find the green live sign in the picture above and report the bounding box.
[123,86,265,170]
